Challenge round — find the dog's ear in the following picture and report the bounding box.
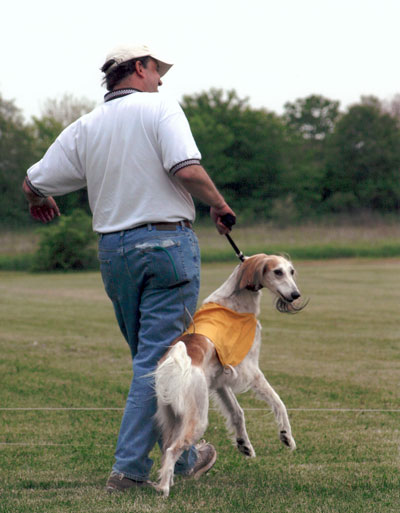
[236,254,270,291]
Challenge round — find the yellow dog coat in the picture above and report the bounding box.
[184,302,257,367]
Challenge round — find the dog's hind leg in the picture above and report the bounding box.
[157,441,186,498]
[156,368,209,497]
[213,386,256,458]
[251,370,296,450]
[157,405,208,497]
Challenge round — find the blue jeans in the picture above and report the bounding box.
[98,223,200,481]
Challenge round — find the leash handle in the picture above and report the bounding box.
[220,214,245,262]
[220,213,236,230]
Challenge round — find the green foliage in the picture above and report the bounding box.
[324,98,400,212]
[30,116,64,157]
[279,129,327,220]
[0,93,94,229]
[182,89,286,221]
[1,88,400,232]
[0,94,36,227]
[280,95,342,219]
[284,94,340,140]
[32,209,97,271]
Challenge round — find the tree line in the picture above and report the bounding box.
[1,89,400,229]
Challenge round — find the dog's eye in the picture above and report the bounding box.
[274,269,283,276]
[290,269,295,276]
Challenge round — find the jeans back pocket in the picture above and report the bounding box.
[144,237,197,290]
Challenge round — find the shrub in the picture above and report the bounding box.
[32,209,97,271]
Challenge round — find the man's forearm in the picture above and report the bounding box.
[22,177,46,206]
[174,164,235,234]
[22,177,60,223]
[174,165,227,209]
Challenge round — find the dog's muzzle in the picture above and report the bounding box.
[275,295,309,314]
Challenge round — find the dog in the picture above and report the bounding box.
[153,254,306,497]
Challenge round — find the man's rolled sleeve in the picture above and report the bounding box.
[169,159,202,176]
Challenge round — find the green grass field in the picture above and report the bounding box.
[1,256,399,512]
[1,218,400,269]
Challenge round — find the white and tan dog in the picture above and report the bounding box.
[154,254,306,497]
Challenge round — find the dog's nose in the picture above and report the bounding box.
[291,291,301,300]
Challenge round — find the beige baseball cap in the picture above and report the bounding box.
[102,44,173,77]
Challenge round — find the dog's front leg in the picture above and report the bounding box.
[214,386,256,457]
[251,370,296,450]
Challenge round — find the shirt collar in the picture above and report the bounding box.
[104,88,142,103]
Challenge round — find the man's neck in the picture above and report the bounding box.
[113,76,143,92]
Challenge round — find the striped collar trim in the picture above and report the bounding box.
[104,88,141,103]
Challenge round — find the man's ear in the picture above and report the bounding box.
[135,60,145,77]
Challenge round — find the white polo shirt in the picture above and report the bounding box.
[26,90,202,233]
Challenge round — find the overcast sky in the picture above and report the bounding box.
[2,0,400,120]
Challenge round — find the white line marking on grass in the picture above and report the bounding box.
[0,443,113,446]
[288,408,400,412]
[1,407,400,412]
[0,407,123,411]
[1,408,399,447]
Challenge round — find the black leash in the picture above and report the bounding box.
[220,214,245,262]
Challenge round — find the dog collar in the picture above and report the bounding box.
[245,284,263,291]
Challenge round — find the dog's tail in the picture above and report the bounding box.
[154,341,193,416]
[155,340,209,452]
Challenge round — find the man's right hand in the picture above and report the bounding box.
[29,197,60,223]
[22,178,60,223]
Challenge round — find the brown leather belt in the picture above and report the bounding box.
[136,220,192,231]
[100,220,193,236]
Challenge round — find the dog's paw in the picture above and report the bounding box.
[279,430,296,450]
[236,438,256,458]
[154,483,170,498]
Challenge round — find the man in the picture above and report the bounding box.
[22,44,235,492]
